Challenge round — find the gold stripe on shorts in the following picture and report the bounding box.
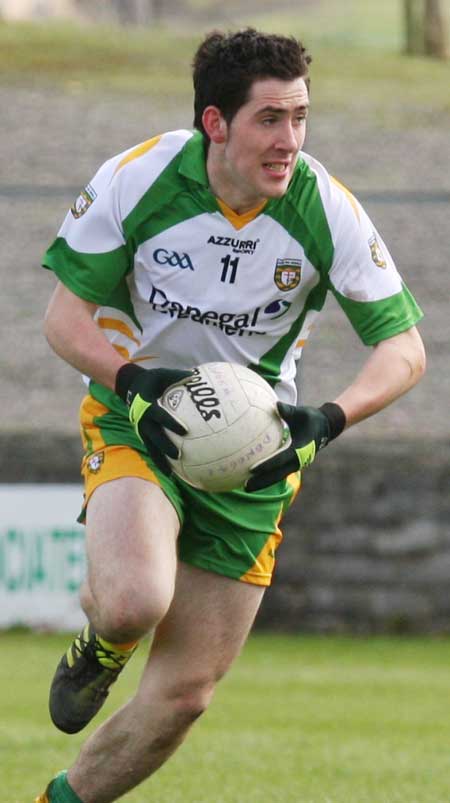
[286,470,302,501]
[239,472,301,587]
[239,530,283,587]
[79,395,110,453]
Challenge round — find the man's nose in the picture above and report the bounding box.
[276,121,300,151]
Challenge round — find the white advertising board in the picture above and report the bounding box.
[0,485,86,630]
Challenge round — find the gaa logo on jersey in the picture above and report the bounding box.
[153,248,195,271]
[274,258,302,291]
[71,183,97,219]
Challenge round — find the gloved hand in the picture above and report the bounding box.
[246,401,346,492]
[115,363,193,475]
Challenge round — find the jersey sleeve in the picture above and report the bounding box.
[42,154,130,304]
[326,179,423,345]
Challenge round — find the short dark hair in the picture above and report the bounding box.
[192,28,312,140]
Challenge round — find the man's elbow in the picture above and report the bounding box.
[409,329,426,386]
[378,327,427,390]
[416,343,426,380]
[43,307,57,350]
[43,301,67,357]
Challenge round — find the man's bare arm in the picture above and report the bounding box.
[333,326,426,429]
[44,281,127,390]
[247,325,426,491]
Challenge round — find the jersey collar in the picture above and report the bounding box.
[178,130,210,188]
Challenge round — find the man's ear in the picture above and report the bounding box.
[202,106,228,144]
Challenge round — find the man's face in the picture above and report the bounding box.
[211,76,309,212]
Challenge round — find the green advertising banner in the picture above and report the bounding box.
[0,485,86,630]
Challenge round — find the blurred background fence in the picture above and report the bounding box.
[0,0,449,633]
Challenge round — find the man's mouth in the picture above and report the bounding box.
[263,162,289,174]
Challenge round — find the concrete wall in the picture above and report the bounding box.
[258,439,450,634]
[4,433,448,634]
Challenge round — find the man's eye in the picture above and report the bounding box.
[262,117,276,125]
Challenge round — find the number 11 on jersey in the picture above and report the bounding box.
[220,255,239,284]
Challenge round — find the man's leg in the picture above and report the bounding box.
[65,562,265,802]
[49,476,180,734]
[80,476,180,638]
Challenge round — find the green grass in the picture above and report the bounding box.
[0,20,196,97]
[2,631,450,802]
[1,0,449,120]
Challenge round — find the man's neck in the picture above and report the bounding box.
[206,148,267,215]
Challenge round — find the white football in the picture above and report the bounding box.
[159,361,290,492]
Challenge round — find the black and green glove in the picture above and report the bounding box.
[246,401,346,492]
[115,363,193,475]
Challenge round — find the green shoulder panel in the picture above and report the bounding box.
[42,133,213,327]
[123,131,219,250]
[265,160,335,273]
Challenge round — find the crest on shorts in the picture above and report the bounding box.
[87,451,104,474]
[368,234,387,269]
[274,258,302,291]
[71,183,97,219]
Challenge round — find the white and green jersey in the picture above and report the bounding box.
[43,129,422,404]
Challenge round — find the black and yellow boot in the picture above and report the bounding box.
[49,624,137,734]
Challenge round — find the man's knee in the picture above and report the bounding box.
[138,669,219,728]
[171,676,217,721]
[81,579,174,641]
[162,664,231,728]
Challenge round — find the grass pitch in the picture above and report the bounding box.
[2,630,450,802]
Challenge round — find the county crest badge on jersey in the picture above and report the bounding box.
[71,183,97,219]
[274,258,302,291]
[368,233,387,269]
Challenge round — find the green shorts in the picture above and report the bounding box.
[79,384,301,587]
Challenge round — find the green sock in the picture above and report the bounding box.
[47,771,83,803]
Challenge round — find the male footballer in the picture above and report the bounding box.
[35,28,425,802]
